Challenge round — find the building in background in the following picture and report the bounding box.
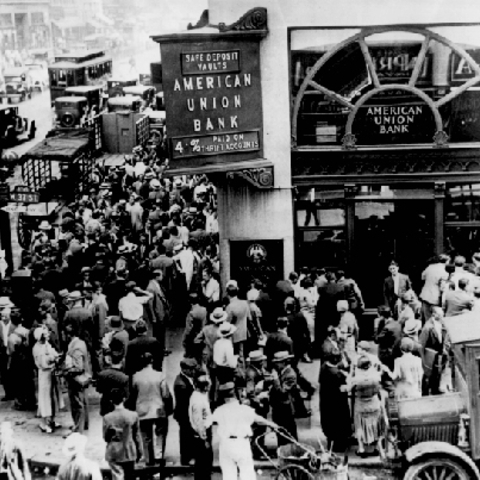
[153,1,480,309]
[0,0,52,52]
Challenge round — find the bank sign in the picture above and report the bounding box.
[160,39,263,167]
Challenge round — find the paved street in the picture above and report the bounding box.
[0,327,392,478]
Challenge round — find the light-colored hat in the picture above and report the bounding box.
[38,220,52,231]
[337,300,349,312]
[67,291,83,302]
[34,326,48,341]
[173,243,184,252]
[62,433,88,458]
[219,322,237,337]
[226,279,238,289]
[272,351,294,362]
[210,308,228,324]
[58,289,69,299]
[357,340,372,352]
[151,179,161,189]
[0,297,14,309]
[247,289,259,302]
[144,171,155,179]
[404,318,422,336]
[218,382,235,393]
[248,350,267,362]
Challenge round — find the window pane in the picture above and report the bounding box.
[446,184,480,222]
[296,187,345,227]
[445,227,480,258]
[298,229,346,269]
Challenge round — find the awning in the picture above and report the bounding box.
[163,158,274,189]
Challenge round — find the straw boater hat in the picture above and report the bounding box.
[151,179,161,189]
[210,307,228,324]
[173,243,184,253]
[404,318,422,336]
[226,280,238,289]
[0,297,14,310]
[219,322,237,338]
[248,350,267,362]
[272,351,294,363]
[38,221,52,231]
[58,289,69,299]
[67,291,83,302]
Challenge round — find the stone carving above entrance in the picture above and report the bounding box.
[226,166,274,189]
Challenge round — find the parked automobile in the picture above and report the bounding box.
[54,97,88,127]
[0,68,32,102]
[0,105,35,148]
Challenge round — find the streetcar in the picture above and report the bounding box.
[48,49,112,102]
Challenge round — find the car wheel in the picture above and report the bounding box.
[404,457,476,480]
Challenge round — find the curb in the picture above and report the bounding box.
[29,455,387,479]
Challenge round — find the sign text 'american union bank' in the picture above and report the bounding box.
[160,39,263,165]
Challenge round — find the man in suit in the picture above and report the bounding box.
[183,293,207,357]
[383,261,412,316]
[419,306,449,395]
[63,321,92,434]
[225,280,250,369]
[315,271,345,344]
[145,269,170,353]
[420,254,450,322]
[264,317,294,366]
[64,291,96,365]
[443,278,474,317]
[173,357,198,466]
[103,388,143,480]
[124,320,163,377]
[0,299,16,401]
[150,244,177,296]
[270,351,299,445]
[128,352,173,466]
[96,351,129,417]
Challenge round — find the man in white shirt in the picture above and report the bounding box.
[0,300,15,401]
[188,375,213,480]
[213,322,237,390]
[202,270,220,311]
[174,243,195,291]
[118,281,153,334]
[212,382,276,480]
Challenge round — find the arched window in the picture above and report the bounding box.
[291,25,480,149]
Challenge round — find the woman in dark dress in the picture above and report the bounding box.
[319,349,352,452]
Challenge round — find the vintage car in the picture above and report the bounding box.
[106,96,142,113]
[25,62,49,92]
[122,85,156,108]
[0,105,35,148]
[54,97,88,127]
[107,77,138,98]
[0,68,32,102]
[385,310,480,479]
[64,85,104,113]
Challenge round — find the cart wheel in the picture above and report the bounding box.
[275,465,315,480]
[404,457,475,480]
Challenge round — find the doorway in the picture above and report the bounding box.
[352,186,435,307]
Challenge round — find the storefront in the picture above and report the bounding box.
[154,2,480,306]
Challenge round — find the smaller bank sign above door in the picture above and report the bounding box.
[156,35,264,169]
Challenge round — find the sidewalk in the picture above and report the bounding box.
[0,328,384,476]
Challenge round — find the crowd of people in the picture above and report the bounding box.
[0,145,480,479]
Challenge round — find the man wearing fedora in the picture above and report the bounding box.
[183,293,207,358]
[0,298,15,401]
[270,351,299,445]
[64,291,96,374]
[213,322,238,391]
[173,357,199,466]
[225,280,250,370]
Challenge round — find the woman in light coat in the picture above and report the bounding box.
[390,337,423,399]
[32,326,63,433]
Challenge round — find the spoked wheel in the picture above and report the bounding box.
[404,458,474,480]
[275,465,315,480]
